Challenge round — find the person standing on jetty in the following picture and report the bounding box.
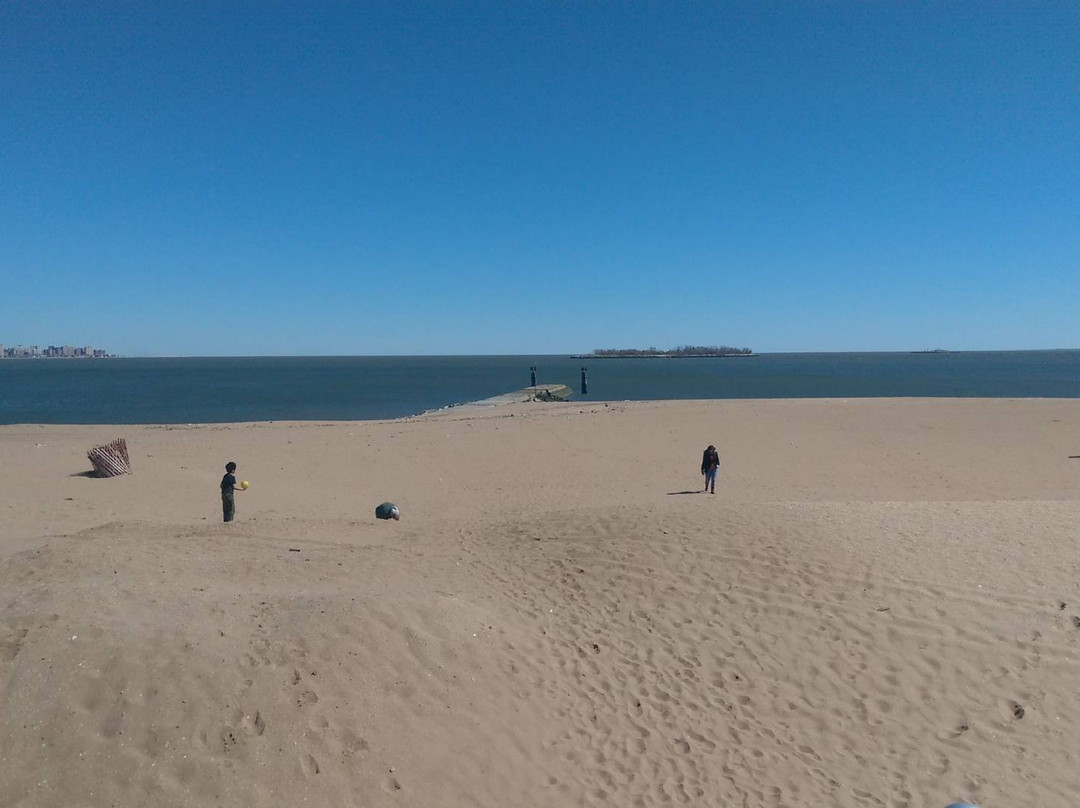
[701,445,720,494]
[220,461,244,522]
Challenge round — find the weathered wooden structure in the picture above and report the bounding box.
[87,438,132,477]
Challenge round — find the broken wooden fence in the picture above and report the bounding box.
[87,438,131,477]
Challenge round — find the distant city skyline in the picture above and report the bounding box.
[1,343,110,358]
[2,5,1077,355]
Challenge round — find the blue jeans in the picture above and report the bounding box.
[704,468,717,490]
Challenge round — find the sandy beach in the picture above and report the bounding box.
[1,397,1079,807]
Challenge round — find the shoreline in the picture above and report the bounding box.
[2,392,1080,429]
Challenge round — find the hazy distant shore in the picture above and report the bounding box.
[569,352,756,358]
[576,345,754,358]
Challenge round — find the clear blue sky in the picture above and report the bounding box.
[2,3,1077,356]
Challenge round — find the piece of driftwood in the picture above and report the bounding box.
[87,438,131,477]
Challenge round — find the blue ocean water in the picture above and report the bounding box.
[0,351,1078,425]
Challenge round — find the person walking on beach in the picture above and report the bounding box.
[701,445,720,494]
[220,461,244,522]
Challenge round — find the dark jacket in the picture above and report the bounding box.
[701,448,720,473]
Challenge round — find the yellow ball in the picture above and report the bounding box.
[240,480,250,490]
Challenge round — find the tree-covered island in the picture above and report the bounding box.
[574,345,754,358]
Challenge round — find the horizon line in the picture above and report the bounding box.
[5,347,1078,360]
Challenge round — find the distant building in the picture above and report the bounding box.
[3,342,109,358]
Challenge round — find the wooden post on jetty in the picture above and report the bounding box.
[87,438,132,477]
[530,366,537,387]
[580,366,588,395]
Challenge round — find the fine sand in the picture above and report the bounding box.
[1,398,1079,807]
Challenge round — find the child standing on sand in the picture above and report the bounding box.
[701,445,720,494]
[220,461,244,522]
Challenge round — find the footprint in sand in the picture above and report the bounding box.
[342,731,370,755]
[942,722,970,740]
[221,729,240,754]
[0,628,29,661]
[300,754,320,775]
[241,710,265,736]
